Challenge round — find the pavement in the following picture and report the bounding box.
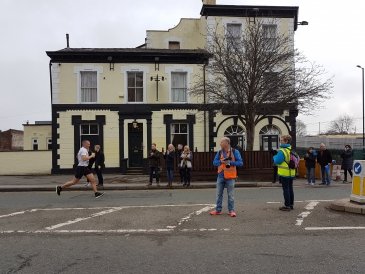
[0,174,353,192]
[0,186,364,274]
[330,198,365,215]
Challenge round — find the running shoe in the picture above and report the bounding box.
[95,192,104,199]
[209,210,222,216]
[56,186,62,196]
[228,211,237,217]
[279,206,291,211]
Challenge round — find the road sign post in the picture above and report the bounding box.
[351,160,365,204]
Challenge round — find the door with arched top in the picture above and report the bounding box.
[224,125,246,150]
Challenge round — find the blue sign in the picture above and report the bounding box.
[354,162,362,175]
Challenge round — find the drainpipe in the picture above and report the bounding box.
[49,61,53,103]
[203,62,207,152]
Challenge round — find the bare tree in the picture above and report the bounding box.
[327,114,354,135]
[296,119,307,137]
[191,19,333,150]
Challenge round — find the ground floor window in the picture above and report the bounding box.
[260,125,280,151]
[171,123,189,147]
[32,138,38,151]
[80,124,100,149]
[224,125,246,150]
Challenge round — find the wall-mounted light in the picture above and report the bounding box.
[297,21,309,26]
[154,57,160,71]
[107,56,114,71]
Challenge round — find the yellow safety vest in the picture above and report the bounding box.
[277,148,296,178]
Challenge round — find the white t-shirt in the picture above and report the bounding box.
[77,147,89,167]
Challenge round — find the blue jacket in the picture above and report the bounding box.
[273,144,291,166]
[213,148,244,178]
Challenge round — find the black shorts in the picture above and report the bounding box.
[75,166,93,179]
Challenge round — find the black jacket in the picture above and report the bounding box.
[95,150,105,168]
[164,151,175,169]
[148,149,161,168]
[317,149,332,167]
[304,152,316,168]
[341,150,354,170]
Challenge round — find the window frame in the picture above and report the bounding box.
[74,65,103,104]
[171,123,189,147]
[127,71,144,103]
[225,23,242,46]
[165,67,192,104]
[32,138,38,151]
[122,67,148,104]
[171,71,188,103]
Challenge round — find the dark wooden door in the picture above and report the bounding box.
[128,123,143,167]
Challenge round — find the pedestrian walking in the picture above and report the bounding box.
[210,137,243,217]
[304,147,317,185]
[271,149,278,183]
[94,145,105,187]
[176,144,184,184]
[340,145,354,183]
[56,140,104,198]
[273,135,297,211]
[164,144,175,187]
[147,143,161,187]
[317,143,333,185]
[180,145,192,187]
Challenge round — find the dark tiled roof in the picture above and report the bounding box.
[46,48,211,64]
[201,5,299,30]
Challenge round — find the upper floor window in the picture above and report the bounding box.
[169,41,180,49]
[127,72,144,102]
[171,72,187,102]
[226,23,242,46]
[263,24,277,50]
[80,71,97,103]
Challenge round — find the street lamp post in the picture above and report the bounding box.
[357,65,365,157]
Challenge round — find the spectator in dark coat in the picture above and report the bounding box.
[176,144,184,184]
[340,145,354,183]
[304,147,317,185]
[94,145,105,187]
[164,144,175,187]
[316,143,333,185]
[148,143,161,186]
[270,149,278,183]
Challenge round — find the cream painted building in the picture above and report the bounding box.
[47,1,299,174]
[23,121,52,151]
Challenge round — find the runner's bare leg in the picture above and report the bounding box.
[86,174,98,193]
[61,178,80,189]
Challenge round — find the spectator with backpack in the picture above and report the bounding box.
[273,135,299,211]
[317,143,333,185]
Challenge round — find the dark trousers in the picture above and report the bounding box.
[273,166,278,182]
[182,167,191,185]
[179,168,184,183]
[149,167,160,183]
[344,169,353,181]
[280,177,294,208]
[95,166,104,185]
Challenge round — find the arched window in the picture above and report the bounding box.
[224,125,246,150]
[259,125,281,151]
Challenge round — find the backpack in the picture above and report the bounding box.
[283,148,300,169]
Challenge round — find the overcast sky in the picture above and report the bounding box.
[1,0,364,135]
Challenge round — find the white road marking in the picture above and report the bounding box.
[305,227,365,231]
[0,211,27,219]
[266,200,333,204]
[295,202,319,226]
[176,205,214,227]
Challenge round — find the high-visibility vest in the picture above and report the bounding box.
[217,149,237,179]
[277,147,296,178]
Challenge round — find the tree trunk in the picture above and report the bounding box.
[245,119,256,151]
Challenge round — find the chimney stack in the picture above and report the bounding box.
[202,0,216,5]
[66,33,70,48]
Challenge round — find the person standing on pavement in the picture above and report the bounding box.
[148,143,161,187]
[56,140,104,198]
[271,149,278,183]
[164,144,175,187]
[340,145,354,183]
[210,137,243,217]
[94,145,105,187]
[317,143,333,185]
[180,145,193,187]
[176,144,184,184]
[273,135,296,211]
[304,147,317,185]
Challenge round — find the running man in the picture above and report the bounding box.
[56,140,104,198]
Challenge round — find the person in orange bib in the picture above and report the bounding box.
[210,137,243,217]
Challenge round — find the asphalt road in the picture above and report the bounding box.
[1,185,364,274]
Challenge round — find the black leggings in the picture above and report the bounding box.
[344,169,353,181]
[182,167,191,184]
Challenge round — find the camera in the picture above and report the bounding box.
[224,156,232,168]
